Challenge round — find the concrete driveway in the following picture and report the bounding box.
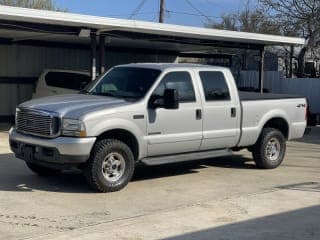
[0,125,319,240]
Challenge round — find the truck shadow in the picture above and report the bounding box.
[0,153,255,193]
[293,126,320,145]
[133,155,256,181]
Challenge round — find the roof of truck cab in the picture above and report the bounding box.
[116,63,229,71]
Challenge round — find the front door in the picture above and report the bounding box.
[147,71,203,156]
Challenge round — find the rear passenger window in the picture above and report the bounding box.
[153,71,196,102]
[45,72,91,90]
[199,71,230,101]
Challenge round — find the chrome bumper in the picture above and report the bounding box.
[9,128,96,164]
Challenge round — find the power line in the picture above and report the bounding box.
[184,0,212,22]
[109,11,157,18]
[128,0,148,19]
[167,8,276,22]
[166,10,222,19]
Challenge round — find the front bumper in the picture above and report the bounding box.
[9,128,96,165]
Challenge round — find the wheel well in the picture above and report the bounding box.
[97,129,139,161]
[263,118,289,139]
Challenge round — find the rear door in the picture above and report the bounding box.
[197,70,240,150]
[146,70,203,156]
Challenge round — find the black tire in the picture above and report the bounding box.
[84,139,135,192]
[26,162,60,176]
[252,128,286,169]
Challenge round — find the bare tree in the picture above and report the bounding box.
[259,0,320,77]
[207,1,280,34]
[207,13,238,31]
[0,0,65,11]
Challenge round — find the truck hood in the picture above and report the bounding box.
[19,94,132,119]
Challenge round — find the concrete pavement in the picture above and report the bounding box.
[0,126,319,240]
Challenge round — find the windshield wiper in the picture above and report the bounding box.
[79,89,91,95]
[99,92,120,98]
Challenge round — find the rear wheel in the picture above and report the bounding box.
[84,139,135,192]
[252,128,286,169]
[26,162,60,176]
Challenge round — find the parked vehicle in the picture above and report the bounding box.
[9,63,307,192]
[32,69,91,98]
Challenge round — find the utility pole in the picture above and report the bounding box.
[159,0,165,23]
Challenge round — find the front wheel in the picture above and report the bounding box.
[252,128,286,169]
[84,139,135,192]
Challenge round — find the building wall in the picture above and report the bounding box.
[0,44,177,117]
[0,45,90,77]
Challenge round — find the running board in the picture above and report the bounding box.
[141,149,232,166]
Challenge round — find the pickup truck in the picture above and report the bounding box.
[9,63,307,192]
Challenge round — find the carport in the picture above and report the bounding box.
[0,5,304,120]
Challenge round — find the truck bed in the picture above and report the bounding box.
[239,91,304,101]
[237,91,307,147]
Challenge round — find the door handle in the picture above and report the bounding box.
[196,109,202,120]
[231,107,236,118]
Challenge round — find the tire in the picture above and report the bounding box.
[84,139,135,192]
[26,162,60,176]
[252,128,286,169]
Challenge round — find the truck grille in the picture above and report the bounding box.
[16,109,60,138]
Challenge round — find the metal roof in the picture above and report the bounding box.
[0,5,305,48]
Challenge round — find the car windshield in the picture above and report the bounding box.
[84,67,161,100]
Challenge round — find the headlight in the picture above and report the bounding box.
[62,119,87,137]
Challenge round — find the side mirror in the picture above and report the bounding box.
[163,88,179,109]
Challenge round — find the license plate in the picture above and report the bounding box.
[20,145,34,161]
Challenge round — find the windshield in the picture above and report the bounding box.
[84,67,161,100]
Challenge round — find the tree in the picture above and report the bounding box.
[206,1,282,74]
[207,13,238,31]
[259,0,320,77]
[0,0,65,11]
[207,1,280,35]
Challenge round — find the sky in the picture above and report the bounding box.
[54,0,247,27]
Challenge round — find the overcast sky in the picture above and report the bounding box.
[54,0,249,26]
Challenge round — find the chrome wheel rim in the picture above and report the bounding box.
[102,152,125,182]
[265,138,281,161]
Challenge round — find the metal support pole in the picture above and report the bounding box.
[99,35,106,75]
[159,0,165,23]
[289,45,294,78]
[258,47,265,93]
[90,32,97,80]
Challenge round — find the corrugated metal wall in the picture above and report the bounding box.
[0,45,91,117]
[0,44,177,117]
[238,71,320,113]
[238,71,285,90]
[0,45,90,77]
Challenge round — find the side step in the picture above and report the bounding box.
[141,149,232,166]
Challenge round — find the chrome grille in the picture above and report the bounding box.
[16,109,60,137]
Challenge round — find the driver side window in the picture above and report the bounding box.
[152,71,196,103]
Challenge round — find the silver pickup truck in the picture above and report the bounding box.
[9,63,307,192]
